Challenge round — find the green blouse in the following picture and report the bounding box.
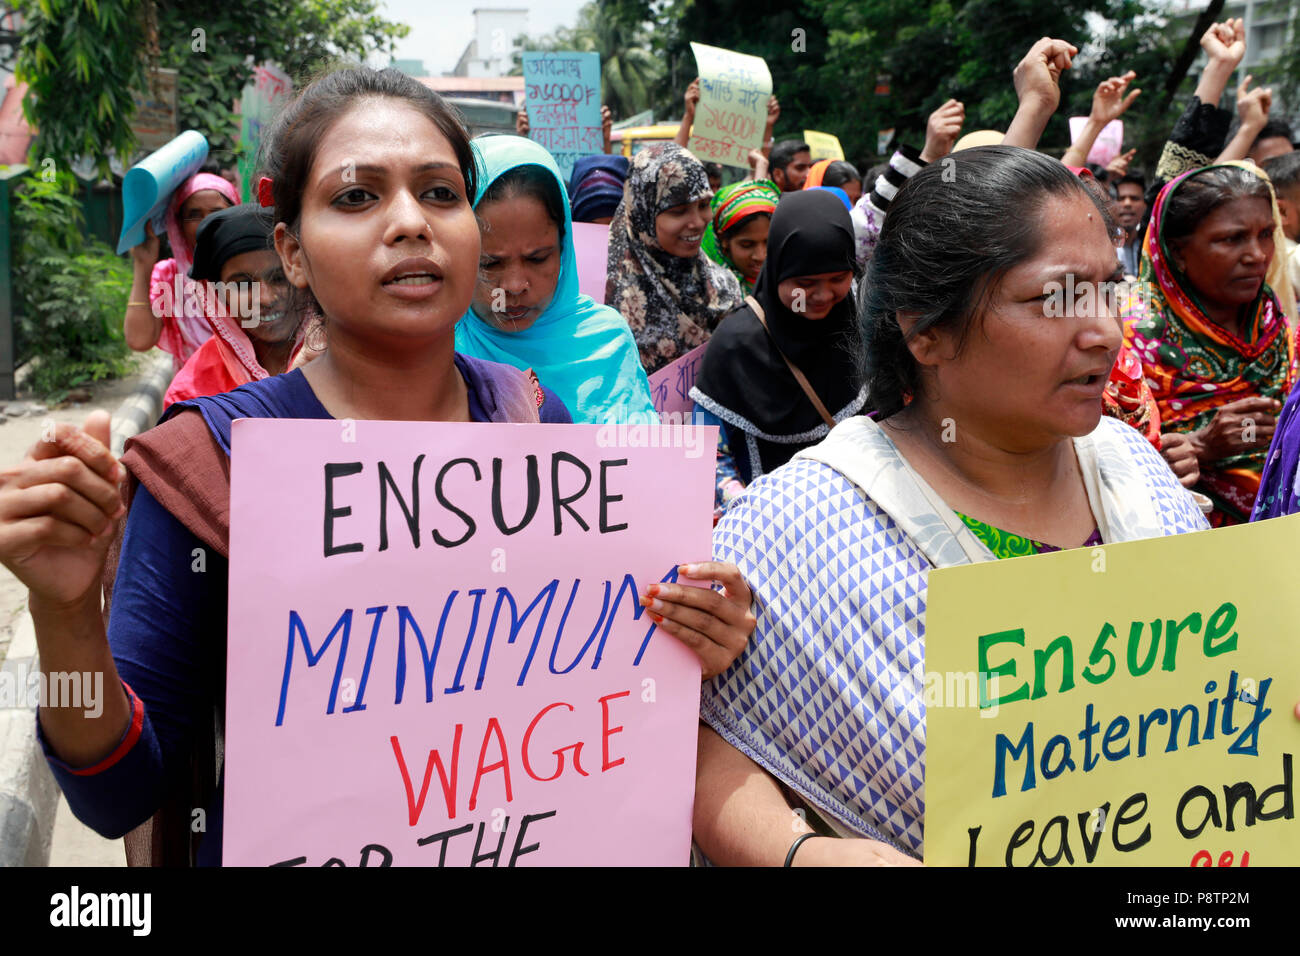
[954,511,1102,559]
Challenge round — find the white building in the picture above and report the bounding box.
[1165,0,1294,69]
[452,8,528,78]
[1168,1,1297,108]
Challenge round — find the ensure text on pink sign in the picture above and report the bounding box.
[223,420,716,866]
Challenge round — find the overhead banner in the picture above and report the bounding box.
[687,42,771,169]
[924,514,1300,866]
[223,419,716,866]
[523,51,603,181]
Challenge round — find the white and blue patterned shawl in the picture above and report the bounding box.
[701,415,1210,858]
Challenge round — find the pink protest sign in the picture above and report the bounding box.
[224,419,717,866]
[1068,117,1123,168]
[647,344,706,417]
[572,221,609,305]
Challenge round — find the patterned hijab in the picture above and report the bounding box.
[1126,162,1297,523]
[701,179,779,294]
[605,143,743,374]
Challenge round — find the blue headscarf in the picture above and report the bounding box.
[455,136,655,424]
[808,185,852,210]
[569,154,629,223]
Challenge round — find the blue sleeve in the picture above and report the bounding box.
[539,384,573,423]
[39,482,227,838]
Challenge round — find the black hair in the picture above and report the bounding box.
[258,65,476,324]
[703,161,723,179]
[822,160,862,189]
[1161,165,1273,249]
[1263,151,1300,195]
[478,164,566,237]
[770,140,811,172]
[1116,172,1146,193]
[1252,119,1294,150]
[860,146,1112,418]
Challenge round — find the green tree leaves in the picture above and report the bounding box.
[15,0,410,176]
[15,0,147,179]
[10,171,135,398]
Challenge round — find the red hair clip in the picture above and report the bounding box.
[257,176,274,208]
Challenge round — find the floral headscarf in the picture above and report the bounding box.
[605,143,743,374]
[1125,161,1297,525]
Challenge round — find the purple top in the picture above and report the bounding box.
[1251,377,1300,521]
[38,355,570,865]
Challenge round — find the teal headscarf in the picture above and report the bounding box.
[455,136,656,424]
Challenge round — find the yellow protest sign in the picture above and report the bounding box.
[803,130,844,161]
[687,42,772,169]
[924,514,1300,867]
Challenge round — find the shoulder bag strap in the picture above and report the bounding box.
[745,294,836,428]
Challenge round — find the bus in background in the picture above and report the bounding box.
[447,97,518,138]
[610,124,680,158]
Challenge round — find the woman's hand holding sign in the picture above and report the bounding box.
[0,410,133,768]
[0,411,124,607]
[641,561,755,679]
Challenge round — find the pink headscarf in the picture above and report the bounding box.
[149,173,240,369]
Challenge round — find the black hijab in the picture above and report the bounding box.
[691,189,867,480]
[188,205,274,281]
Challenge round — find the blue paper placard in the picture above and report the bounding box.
[523,52,602,181]
[117,130,209,255]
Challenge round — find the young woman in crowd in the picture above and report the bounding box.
[692,189,868,515]
[804,159,863,206]
[455,135,655,424]
[820,161,863,206]
[605,143,743,375]
[700,178,780,296]
[1126,162,1296,525]
[124,172,240,371]
[692,148,1209,865]
[0,67,753,865]
[162,205,304,408]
